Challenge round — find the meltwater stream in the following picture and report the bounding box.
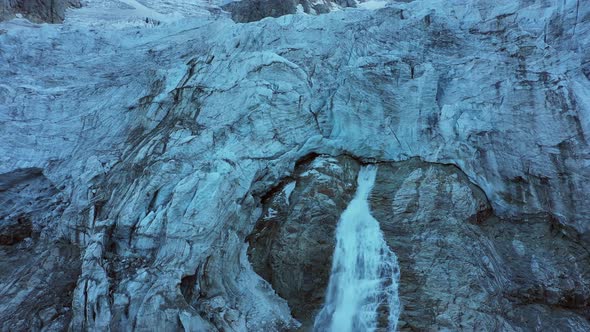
[314,165,401,332]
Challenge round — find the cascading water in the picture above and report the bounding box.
[314,165,401,332]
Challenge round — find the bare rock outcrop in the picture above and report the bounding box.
[222,0,361,23]
[0,168,81,331]
[248,155,360,329]
[249,155,590,331]
[0,0,81,23]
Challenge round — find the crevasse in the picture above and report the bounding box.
[314,165,401,332]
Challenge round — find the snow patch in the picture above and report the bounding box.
[283,182,296,205]
[357,0,389,10]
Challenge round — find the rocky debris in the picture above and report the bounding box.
[0,0,81,23]
[249,155,590,331]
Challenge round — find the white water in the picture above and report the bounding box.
[314,165,401,332]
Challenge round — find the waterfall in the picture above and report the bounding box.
[314,165,401,332]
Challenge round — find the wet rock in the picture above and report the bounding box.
[371,161,590,331]
[371,160,590,331]
[248,155,360,328]
[250,155,590,331]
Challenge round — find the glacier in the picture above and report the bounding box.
[0,0,589,330]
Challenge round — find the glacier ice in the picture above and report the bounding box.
[0,0,588,330]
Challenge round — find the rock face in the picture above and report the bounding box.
[248,155,359,328]
[0,0,589,331]
[249,155,590,331]
[0,168,81,331]
[222,0,360,23]
[0,168,60,244]
[371,160,590,331]
[0,0,81,23]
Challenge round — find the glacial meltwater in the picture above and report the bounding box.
[314,165,401,332]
